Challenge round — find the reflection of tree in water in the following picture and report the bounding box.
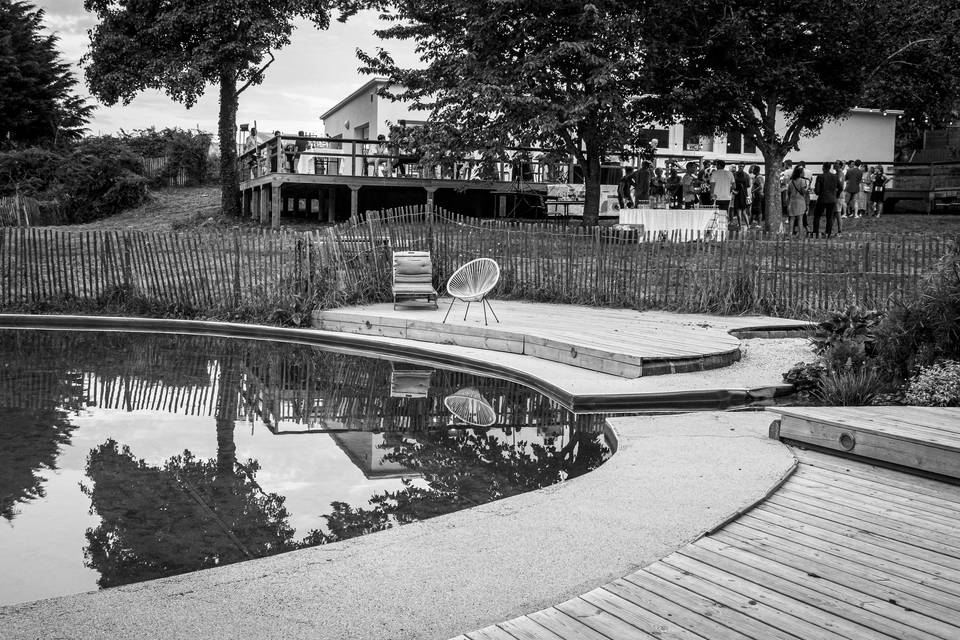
[0,408,78,521]
[81,440,299,588]
[315,427,609,543]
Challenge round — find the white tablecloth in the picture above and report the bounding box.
[619,207,721,235]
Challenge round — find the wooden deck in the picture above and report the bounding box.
[455,448,960,640]
[313,302,760,378]
[769,406,960,479]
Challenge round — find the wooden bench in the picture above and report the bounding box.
[392,250,439,310]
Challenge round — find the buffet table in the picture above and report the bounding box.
[618,207,725,238]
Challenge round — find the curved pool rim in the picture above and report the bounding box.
[0,314,779,412]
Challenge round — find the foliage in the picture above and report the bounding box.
[860,2,960,157]
[361,0,649,225]
[0,146,64,197]
[121,127,213,186]
[81,439,299,588]
[0,0,93,146]
[314,428,608,543]
[83,0,359,217]
[54,137,149,223]
[814,365,886,406]
[635,0,955,231]
[783,361,826,392]
[0,407,78,521]
[810,306,883,357]
[904,360,960,407]
[874,245,960,378]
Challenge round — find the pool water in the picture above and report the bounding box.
[0,329,609,606]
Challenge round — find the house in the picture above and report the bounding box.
[319,78,425,142]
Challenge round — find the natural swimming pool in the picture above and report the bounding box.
[0,329,610,606]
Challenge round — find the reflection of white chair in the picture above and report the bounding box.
[442,258,500,325]
[443,387,497,427]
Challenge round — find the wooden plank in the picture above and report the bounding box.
[659,552,882,640]
[685,538,943,640]
[495,617,565,640]
[554,596,658,640]
[713,529,960,633]
[465,626,516,640]
[525,607,629,640]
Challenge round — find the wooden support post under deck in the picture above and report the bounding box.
[251,187,260,220]
[498,194,508,217]
[305,196,312,218]
[328,188,337,223]
[259,186,269,224]
[271,181,281,229]
[425,187,437,220]
[349,185,360,221]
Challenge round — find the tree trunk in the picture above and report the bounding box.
[761,150,786,233]
[214,358,241,480]
[582,151,602,227]
[218,64,240,217]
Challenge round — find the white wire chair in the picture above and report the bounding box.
[443,387,498,427]
[442,258,501,325]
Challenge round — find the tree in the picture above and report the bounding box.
[638,0,891,231]
[0,0,92,146]
[83,1,359,217]
[360,1,648,225]
[861,2,960,158]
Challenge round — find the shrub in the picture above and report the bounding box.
[814,365,886,406]
[54,137,149,222]
[810,306,883,357]
[822,339,869,372]
[874,246,960,379]
[783,361,826,392]
[903,360,960,406]
[0,147,65,197]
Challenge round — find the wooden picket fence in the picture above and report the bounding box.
[142,156,190,187]
[0,205,953,319]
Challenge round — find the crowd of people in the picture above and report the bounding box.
[616,157,890,236]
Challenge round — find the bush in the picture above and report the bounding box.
[0,147,65,197]
[814,365,886,406]
[783,361,825,392]
[873,245,960,379]
[54,137,149,223]
[810,306,883,357]
[904,360,960,406]
[121,127,212,186]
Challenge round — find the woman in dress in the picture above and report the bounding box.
[787,165,808,235]
[870,165,888,218]
[650,167,666,207]
[733,163,751,228]
[749,165,765,228]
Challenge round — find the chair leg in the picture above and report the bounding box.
[482,299,488,326]
[484,298,500,323]
[442,298,457,323]
[463,301,471,321]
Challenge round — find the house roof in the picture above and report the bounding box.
[319,78,390,121]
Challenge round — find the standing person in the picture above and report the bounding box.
[779,159,794,218]
[798,161,814,233]
[651,167,666,206]
[733,163,751,228]
[709,159,735,214]
[634,161,652,204]
[667,166,682,208]
[681,162,698,209]
[843,160,864,219]
[749,165,765,227]
[787,166,809,235]
[870,165,888,217]
[812,162,839,237]
[617,165,636,209]
[834,160,847,218]
[698,160,714,206]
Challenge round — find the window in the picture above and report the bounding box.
[331,134,343,150]
[743,136,757,154]
[726,131,742,154]
[682,123,713,152]
[354,123,370,140]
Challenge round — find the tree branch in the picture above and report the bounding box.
[863,38,935,88]
[236,51,275,96]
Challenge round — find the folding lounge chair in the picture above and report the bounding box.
[392,250,439,309]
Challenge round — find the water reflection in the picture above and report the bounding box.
[0,329,608,599]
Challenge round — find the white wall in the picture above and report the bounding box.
[322,89,379,140]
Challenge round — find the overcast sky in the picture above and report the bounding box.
[36,1,419,136]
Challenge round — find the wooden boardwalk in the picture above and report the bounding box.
[455,448,960,640]
[314,303,807,378]
[770,406,960,478]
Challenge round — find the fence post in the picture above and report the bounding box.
[122,235,133,290]
[233,232,242,306]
